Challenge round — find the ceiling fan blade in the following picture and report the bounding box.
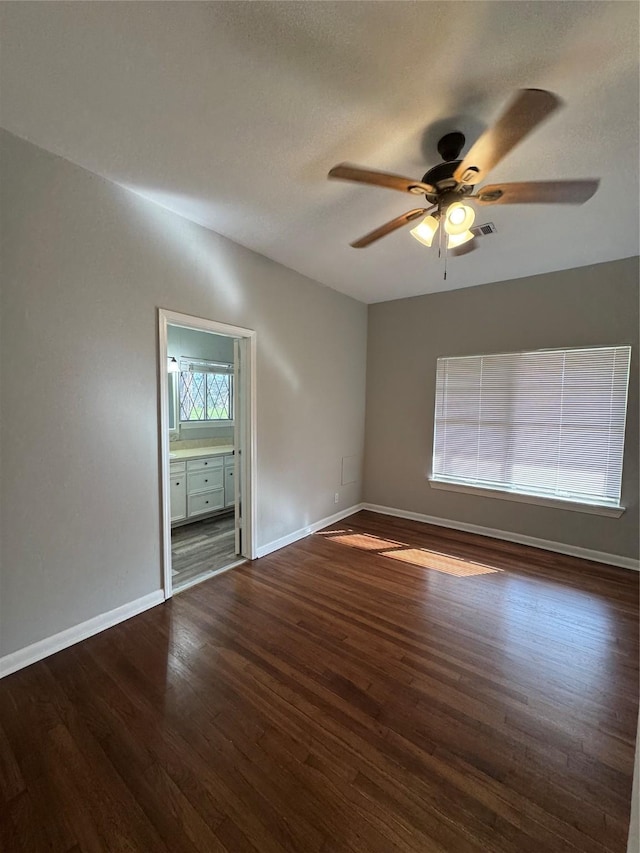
[350,208,431,248]
[474,180,599,205]
[329,163,435,196]
[454,89,562,186]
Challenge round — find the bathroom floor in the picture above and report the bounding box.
[171,512,236,589]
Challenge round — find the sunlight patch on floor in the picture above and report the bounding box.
[325,532,406,551]
[382,548,500,577]
[317,530,502,577]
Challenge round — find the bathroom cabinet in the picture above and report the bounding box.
[169,449,235,526]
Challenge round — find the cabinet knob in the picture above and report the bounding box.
[205,500,209,504]
[204,479,208,483]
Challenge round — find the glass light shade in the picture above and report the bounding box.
[168,357,179,374]
[447,230,474,249]
[444,202,475,236]
[410,214,440,247]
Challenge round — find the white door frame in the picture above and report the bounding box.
[158,308,257,599]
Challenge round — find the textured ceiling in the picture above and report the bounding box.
[1,1,638,303]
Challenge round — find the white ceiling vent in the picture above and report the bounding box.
[471,222,497,237]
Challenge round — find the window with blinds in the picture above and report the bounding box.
[431,346,631,509]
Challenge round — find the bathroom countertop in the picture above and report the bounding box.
[169,444,234,461]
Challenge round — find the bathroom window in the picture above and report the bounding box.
[179,359,233,423]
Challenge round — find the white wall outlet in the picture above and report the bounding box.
[334,492,339,504]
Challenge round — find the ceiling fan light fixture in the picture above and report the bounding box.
[448,206,466,226]
[444,202,475,235]
[447,230,474,249]
[410,214,440,247]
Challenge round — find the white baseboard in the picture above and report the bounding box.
[361,503,639,572]
[255,504,364,559]
[0,589,165,679]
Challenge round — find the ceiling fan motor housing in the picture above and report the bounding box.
[422,160,475,205]
[422,132,472,202]
[422,160,462,190]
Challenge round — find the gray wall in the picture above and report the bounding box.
[167,326,234,365]
[364,257,639,560]
[0,130,367,657]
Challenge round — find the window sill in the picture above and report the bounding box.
[428,478,625,518]
[180,421,234,431]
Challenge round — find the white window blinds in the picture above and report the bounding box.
[432,346,631,508]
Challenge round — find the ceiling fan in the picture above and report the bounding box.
[328,89,599,252]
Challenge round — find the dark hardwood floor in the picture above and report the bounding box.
[0,510,637,852]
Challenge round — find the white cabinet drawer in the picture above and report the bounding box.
[170,476,187,522]
[187,456,223,473]
[188,489,224,516]
[170,461,186,475]
[188,468,223,494]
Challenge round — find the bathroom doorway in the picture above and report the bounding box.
[158,309,256,596]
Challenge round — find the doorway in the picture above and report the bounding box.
[158,309,256,597]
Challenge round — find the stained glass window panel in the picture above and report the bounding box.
[206,373,231,419]
[179,370,232,422]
